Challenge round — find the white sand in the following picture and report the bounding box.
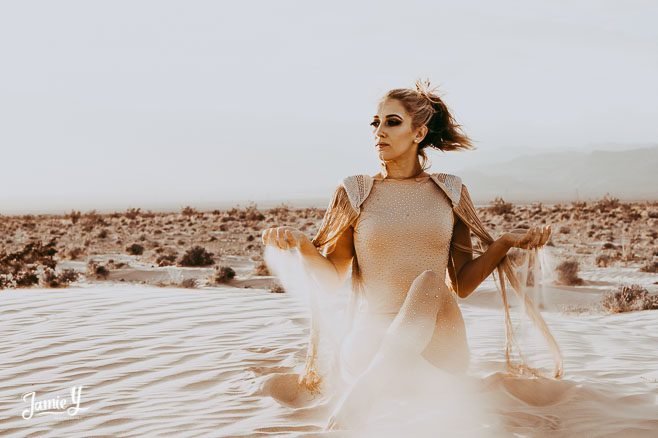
[1,271,657,436]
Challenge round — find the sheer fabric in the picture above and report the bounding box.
[296,172,563,394]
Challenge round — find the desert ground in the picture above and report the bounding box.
[1,195,657,436]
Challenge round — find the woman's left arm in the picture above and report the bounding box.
[450,218,551,299]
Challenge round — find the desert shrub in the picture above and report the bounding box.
[1,269,40,289]
[126,243,144,255]
[488,197,513,215]
[215,266,236,284]
[595,194,620,212]
[81,210,109,229]
[181,206,198,216]
[639,261,657,273]
[180,246,214,267]
[0,240,58,289]
[253,261,271,276]
[180,278,197,289]
[595,254,614,268]
[156,253,178,267]
[95,265,109,278]
[42,268,79,288]
[17,270,40,287]
[623,211,642,222]
[125,208,141,219]
[555,260,583,285]
[601,284,658,313]
[0,274,16,289]
[87,262,110,279]
[243,203,265,221]
[97,229,109,239]
[268,204,291,217]
[559,226,571,234]
[68,210,82,224]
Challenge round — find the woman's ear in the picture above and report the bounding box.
[415,125,428,143]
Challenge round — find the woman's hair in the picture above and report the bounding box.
[381,78,475,170]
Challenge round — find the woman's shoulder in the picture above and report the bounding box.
[337,171,465,212]
[429,172,464,206]
[338,174,374,214]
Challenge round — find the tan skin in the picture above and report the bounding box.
[262,98,551,299]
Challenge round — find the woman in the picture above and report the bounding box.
[261,79,563,431]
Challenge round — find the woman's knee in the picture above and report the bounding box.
[412,269,443,291]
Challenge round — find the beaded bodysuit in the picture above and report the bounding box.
[353,174,454,314]
[338,173,469,384]
[282,173,562,392]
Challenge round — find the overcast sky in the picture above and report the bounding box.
[1,0,656,214]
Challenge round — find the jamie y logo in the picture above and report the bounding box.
[22,385,86,419]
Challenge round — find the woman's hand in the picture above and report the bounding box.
[261,226,312,251]
[501,226,551,250]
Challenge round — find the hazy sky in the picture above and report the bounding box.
[1,0,656,213]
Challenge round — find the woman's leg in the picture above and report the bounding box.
[421,281,470,374]
[327,269,465,429]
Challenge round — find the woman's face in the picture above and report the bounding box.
[370,98,426,161]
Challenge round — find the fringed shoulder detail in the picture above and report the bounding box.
[451,182,564,379]
[429,173,462,207]
[341,174,375,214]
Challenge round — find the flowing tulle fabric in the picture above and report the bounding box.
[257,176,657,436]
[260,244,658,437]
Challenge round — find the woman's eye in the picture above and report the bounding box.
[370,120,401,127]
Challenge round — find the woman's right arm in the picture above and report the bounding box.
[262,224,355,291]
[300,224,354,290]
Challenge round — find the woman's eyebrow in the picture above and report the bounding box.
[373,114,403,119]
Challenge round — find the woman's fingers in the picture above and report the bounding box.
[261,227,300,250]
[531,227,543,248]
[275,228,286,249]
[540,226,551,246]
[261,228,271,246]
[263,227,297,249]
[284,229,294,249]
[509,225,551,250]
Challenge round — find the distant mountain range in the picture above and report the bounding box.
[458,146,658,203]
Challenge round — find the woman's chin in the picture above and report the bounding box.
[377,151,392,160]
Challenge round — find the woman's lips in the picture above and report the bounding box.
[376,143,389,148]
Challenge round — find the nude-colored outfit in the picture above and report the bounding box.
[339,174,468,384]
[354,175,454,313]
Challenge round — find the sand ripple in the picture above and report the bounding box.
[1,284,657,437]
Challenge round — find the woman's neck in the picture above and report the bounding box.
[379,161,427,180]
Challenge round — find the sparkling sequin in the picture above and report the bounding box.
[353,176,454,314]
[338,175,471,383]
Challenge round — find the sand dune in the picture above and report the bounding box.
[1,269,657,436]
